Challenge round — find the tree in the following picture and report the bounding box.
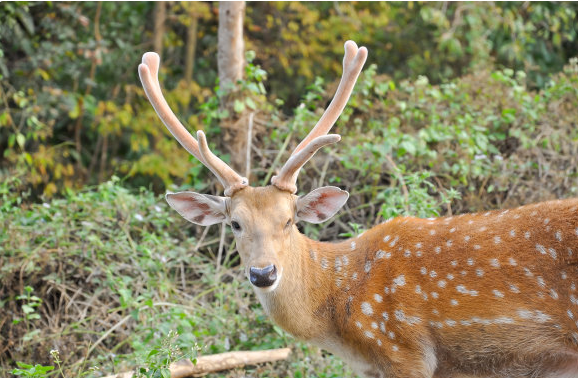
[217,1,248,174]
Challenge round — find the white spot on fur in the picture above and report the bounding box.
[476,268,484,277]
[421,267,427,275]
[447,273,454,280]
[375,250,386,259]
[525,231,531,239]
[309,250,317,261]
[393,274,406,287]
[493,289,504,298]
[456,285,479,296]
[350,241,356,250]
[334,257,342,272]
[430,229,436,235]
[361,302,373,316]
[464,235,470,242]
[383,235,391,242]
[382,312,389,321]
[434,246,441,254]
[364,261,371,273]
[467,258,474,266]
[489,258,500,268]
[364,330,374,339]
[556,230,562,242]
[321,258,328,269]
[374,294,383,303]
[451,260,458,267]
[494,236,501,244]
[474,244,481,250]
[431,292,439,299]
[548,247,557,259]
[509,257,517,266]
[509,283,520,293]
[429,270,437,278]
[438,280,447,288]
[451,299,458,306]
[509,229,516,237]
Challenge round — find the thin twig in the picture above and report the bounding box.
[215,222,227,277]
[194,225,212,252]
[262,130,294,185]
[86,314,131,358]
[245,112,254,178]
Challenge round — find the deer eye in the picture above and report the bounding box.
[285,219,292,229]
[231,221,242,231]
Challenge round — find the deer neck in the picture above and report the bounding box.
[254,229,362,341]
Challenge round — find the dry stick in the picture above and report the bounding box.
[245,112,254,179]
[101,348,292,378]
[194,225,212,252]
[262,130,294,185]
[86,315,131,359]
[215,222,227,278]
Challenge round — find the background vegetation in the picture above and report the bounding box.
[2,2,578,377]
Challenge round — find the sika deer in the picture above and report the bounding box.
[138,41,578,378]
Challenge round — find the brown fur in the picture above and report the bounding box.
[230,187,578,378]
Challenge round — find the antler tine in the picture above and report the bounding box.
[197,130,249,196]
[292,41,368,156]
[138,52,248,196]
[272,41,367,193]
[271,135,341,193]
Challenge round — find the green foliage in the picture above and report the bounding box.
[11,362,54,377]
[2,2,578,199]
[135,331,199,378]
[1,178,354,377]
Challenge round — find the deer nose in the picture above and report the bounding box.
[249,265,278,288]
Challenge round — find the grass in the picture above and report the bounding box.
[1,177,357,377]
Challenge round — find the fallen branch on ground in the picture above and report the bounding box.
[102,347,292,378]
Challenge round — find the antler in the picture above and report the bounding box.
[138,52,248,196]
[271,41,368,193]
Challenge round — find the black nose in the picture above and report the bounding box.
[249,265,277,288]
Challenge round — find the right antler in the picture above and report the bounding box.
[271,41,368,193]
[138,52,248,196]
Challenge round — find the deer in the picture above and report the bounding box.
[138,41,578,378]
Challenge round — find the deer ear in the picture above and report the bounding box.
[296,186,349,224]
[166,191,227,226]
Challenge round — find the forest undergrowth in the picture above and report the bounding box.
[3,56,578,377]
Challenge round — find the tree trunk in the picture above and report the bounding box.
[218,2,245,91]
[153,2,166,54]
[184,15,198,84]
[217,1,247,174]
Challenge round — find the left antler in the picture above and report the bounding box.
[271,41,368,193]
[138,52,248,196]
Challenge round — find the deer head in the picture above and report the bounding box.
[138,41,367,292]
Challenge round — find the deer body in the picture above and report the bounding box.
[247,190,578,378]
[138,41,578,377]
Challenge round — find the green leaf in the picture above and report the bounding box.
[245,97,256,110]
[16,133,26,149]
[22,304,35,314]
[233,99,245,113]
